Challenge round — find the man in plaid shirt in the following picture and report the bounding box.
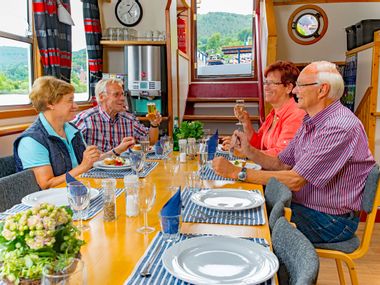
[73,78,162,155]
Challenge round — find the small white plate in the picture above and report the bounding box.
[93,159,131,170]
[191,188,264,211]
[22,188,100,207]
[162,235,278,285]
[230,159,262,170]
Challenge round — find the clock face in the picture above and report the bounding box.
[115,0,143,27]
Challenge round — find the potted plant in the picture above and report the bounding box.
[177,121,204,140]
[0,203,85,285]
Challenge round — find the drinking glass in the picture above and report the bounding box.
[140,135,150,154]
[129,151,144,177]
[198,141,208,174]
[234,99,245,126]
[137,180,156,234]
[67,181,91,231]
[159,213,182,243]
[42,258,86,285]
[147,102,157,114]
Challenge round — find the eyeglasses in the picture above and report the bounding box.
[295,82,320,88]
[263,80,283,86]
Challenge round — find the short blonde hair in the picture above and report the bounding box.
[29,76,75,112]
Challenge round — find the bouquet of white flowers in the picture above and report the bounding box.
[0,203,85,284]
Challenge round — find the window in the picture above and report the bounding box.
[194,0,255,79]
[71,0,89,102]
[0,0,33,106]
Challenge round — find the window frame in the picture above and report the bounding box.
[190,0,257,82]
[0,0,91,119]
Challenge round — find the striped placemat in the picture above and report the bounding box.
[81,162,159,179]
[215,151,239,160]
[182,187,265,225]
[199,164,235,181]
[146,150,172,160]
[0,188,123,221]
[124,232,272,285]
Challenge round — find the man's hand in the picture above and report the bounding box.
[233,130,253,157]
[221,136,231,151]
[115,137,135,154]
[146,111,162,127]
[80,145,101,171]
[212,156,240,179]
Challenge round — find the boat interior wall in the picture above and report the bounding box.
[274,2,380,63]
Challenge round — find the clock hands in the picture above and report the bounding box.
[128,3,136,13]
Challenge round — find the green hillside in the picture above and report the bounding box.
[0,46,28,66]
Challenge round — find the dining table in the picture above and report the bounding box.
[45,153,276,284]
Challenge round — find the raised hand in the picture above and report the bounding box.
[81,145,101,171]
[146,110,162,127]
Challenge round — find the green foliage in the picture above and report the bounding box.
[177,121,204,140]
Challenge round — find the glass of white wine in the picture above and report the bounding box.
[234,99,245,126]
[137,180,156,234]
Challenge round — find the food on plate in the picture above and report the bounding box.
[103,156,126,166]
[231,159,247,168]
[132,144,142,151]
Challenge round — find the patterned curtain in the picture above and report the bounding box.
[82,0,103,98]
[33,0,72,82]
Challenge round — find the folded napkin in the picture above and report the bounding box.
[207,129,218,160]
[154,141,163,155]
[66,173,87,195]
[160,188,181,234]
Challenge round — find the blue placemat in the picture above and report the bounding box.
[0,188,123,221]
[182,187,265,225]
[124,232,272,285]
[215,151,239,160]
[199,164,235,181]
[81,162,159,179]
[146,150,172,160]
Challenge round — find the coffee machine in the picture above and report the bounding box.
[124,45,167,116]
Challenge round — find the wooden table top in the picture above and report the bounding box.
[77,155,271,285]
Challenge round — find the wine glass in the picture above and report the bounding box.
[129,151,144,177]
[137,180,156,234]
[67,181,91,231]
[42,258,87,285]
[140,135,150,161]
[234,99,246,126]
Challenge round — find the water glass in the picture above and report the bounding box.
[187,171,201,191]
[159,213,181,243]
[129,151,144,177]
[42,258,86,285]
[140,135,150,154]
[179,139,187,163]
[67,181,91,231]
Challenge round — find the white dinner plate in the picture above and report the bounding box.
[191,188,264,211]
[22,188,100,207]
[217,144,229,154]
[93,159,131,170]
[230,159,262,170]
[162,235,279,285]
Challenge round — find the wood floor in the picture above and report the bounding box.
[317,222,380,285]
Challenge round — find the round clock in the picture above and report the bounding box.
[115,0,143,27]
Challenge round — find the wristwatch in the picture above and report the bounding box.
[237,167,247,181]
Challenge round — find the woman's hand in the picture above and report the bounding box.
[234,107,250,124]
[233,130,252,157]
[80,145,100,171]
[212,156,240,179]
[115,137,135,154]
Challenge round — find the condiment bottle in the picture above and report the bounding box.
[102,179,117,221]
[124,175,139,217]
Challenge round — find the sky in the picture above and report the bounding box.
[0,0,86,51]
[197,0,253,15]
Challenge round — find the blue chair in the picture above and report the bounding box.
[272,217,319,285]
[314,164,380,285]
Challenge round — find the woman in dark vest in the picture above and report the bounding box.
[14,76,101,189]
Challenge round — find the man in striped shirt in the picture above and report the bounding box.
[73,78,162,154]
[213,61,375,243]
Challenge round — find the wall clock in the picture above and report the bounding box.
[115,0,143,27]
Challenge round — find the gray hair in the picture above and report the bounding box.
[313,61,345,101]
[95,78,124,102]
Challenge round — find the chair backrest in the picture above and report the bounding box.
[0,155,16,178]
[265,177,292,214]
[0,169,40,212]
[269,201,285,230]
[272,217,319,285]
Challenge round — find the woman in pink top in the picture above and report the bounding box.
[225,61,305,156]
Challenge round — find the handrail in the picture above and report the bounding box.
[254,1,265,124]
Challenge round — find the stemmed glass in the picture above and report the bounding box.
[160,136,168,158]
[140,135,150,161]
[129,151,144,177]
[67,181,91,232]
[42,258,87,285]
[137,180,156,234]
[234,99,246,126]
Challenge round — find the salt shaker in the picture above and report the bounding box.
[179,139,187,163]
[102,179,116,221]
[124,175,139,217]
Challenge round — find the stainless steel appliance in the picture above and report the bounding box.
[124,45,167,116]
